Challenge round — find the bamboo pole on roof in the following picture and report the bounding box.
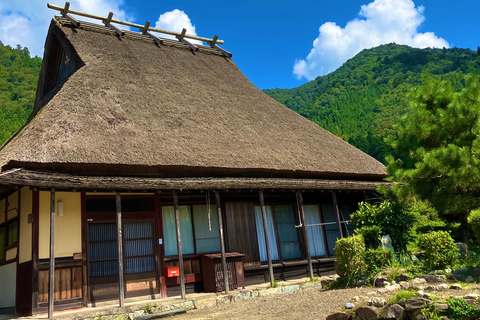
[47,3,224,44]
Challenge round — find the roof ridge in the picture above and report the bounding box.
[48,2,232,57]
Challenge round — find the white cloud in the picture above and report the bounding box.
[293,0,450,80]
[154,9,202,45]
[0,1,200,58]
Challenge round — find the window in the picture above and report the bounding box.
[0,226,4,263]
[304,205,326,257]
[88,223,118,278]
[7,219,18,247]
[162,204,220,256]
[0,219,18,263]
[88,221,156,278]
[124,222,156,274]
[56,49,75,85]
[275,205,302,259]
[254,206,279,261]
[321,204,340,256]
[254,205,302,261]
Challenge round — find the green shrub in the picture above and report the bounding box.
[351,200,415,252]
[447,298,480,319]
[468,209,480,241]
[334,235,366,277]
[419,231,459,269]
[355,225,382,249]
[364,247,394,273]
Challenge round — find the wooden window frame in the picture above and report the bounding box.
[253,203,304,263]
[87,219,157,278]
[162,203,221,259]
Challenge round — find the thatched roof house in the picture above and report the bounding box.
[0,13,387,317]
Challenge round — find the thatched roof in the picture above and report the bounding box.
[0,18,386,180]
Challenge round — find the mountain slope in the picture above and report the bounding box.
[265,44,480,162]
[0,44,42,146]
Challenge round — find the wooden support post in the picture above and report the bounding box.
[141,20,150,34]
[173,191,186,299]
[104,12,125,36]
[116,193,125,307]
[209,35,218,47]
[214,191,229,294]
[331,191,344,239]
[297,191,313,279]
[177,29,198,51]
[363,190,368,201]
[259,190,274,286]
[48,190,55,319]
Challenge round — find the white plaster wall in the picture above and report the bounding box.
[0,262,16,308]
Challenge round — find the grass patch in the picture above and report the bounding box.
[268,280,278,288]
[389,289,417,304]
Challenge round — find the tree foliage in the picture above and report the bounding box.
[0,43,42,146]
[387,74,480,241]
[265,44,480,163]
[351,200,415,252]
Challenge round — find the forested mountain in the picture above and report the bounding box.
[0,42,479,164]
[265,44,480,163]
[0,43,42,146]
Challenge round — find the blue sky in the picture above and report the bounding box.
[0,0,478,89]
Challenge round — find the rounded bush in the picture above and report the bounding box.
[364,247,394,272]
[334,235,366,277]
[419,231,459,269]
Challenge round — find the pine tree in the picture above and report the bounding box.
[387,74,480,242]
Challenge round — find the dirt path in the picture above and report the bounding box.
[171,287,379,320]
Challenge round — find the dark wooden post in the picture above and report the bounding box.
[116,193,125,307]
[331,191,344,238]
[173,191,186,299]
[259,190,274,286]
[214,191,229,294]
[48,189,55,319]
[297,191,313,279]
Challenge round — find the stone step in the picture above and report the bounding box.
[135,310,187,320]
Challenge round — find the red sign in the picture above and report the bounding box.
[166,266,180,277]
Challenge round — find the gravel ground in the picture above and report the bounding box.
[170,284,480,320]
[171,287,378,320]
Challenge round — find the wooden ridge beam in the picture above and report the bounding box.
[48,2,224,44]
